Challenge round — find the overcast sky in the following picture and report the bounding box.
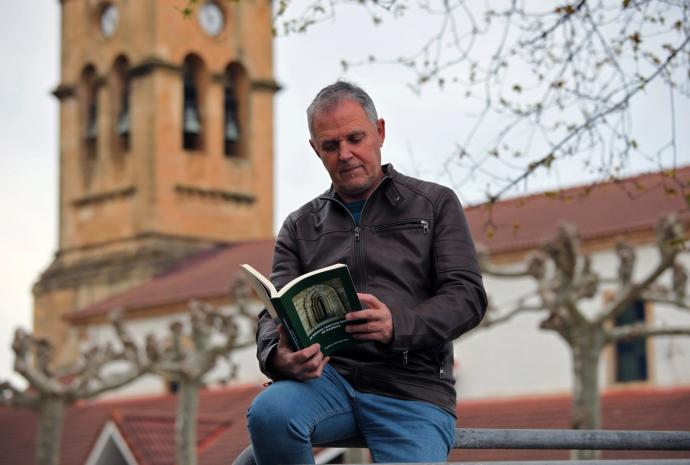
[1,2,688,382]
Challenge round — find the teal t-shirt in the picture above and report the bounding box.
[345,200,366,225]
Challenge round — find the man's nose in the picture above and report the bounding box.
[337,143,354,160]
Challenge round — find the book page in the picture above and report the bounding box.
[240,264,278,297]
[278,263,347,297]
[240,264,280,319]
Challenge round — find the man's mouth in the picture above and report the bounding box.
[340,165,362,174]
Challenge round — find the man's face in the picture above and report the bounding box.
[309,99,385,203]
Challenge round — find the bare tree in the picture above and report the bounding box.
[0,313,146,465]
[478,214,690,459]
[299,1,689,202]
[144,281,256,465]
[181,0,689,204]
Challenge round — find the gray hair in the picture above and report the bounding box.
[307,81,379,136]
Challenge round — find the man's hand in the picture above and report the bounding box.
[268,325,330,381]
[345,293,394,344]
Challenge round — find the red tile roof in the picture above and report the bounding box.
[110,410,232,465]
[1,385,688,464]
[0,383,261,465]
[66,239,275,322]
[465,166,690,256]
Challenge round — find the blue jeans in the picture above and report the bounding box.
[247,365,455,465]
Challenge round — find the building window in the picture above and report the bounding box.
[224,62,248,157]
[80,65,99,185]
[168,379,180,394]
[113,56,130,154]
[224,84,240,155]
[82,66,98,145]
[615,300,648,382]
[182,55,205,151]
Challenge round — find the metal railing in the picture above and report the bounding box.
[232,428,690,465]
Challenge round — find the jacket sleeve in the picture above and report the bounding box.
[255,217,303,379]
[388,188,488,350]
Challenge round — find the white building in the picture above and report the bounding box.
[64,166,690,401]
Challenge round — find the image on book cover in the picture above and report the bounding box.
[292,277,350,337]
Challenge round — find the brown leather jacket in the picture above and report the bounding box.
[256,164,487,415]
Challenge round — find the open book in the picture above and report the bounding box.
[240,263,364,356]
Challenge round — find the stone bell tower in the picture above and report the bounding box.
[33,0,276,355]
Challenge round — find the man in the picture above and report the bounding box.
[247,81,487,464]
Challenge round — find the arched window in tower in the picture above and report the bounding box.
[82,65,98,145]
[224,85,240,155]
[182,55,205,151]
[113,56,131,154]
[80,65,99,184]
[224,62,248,157]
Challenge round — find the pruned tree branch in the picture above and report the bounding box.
[4,311,147,465]
[143,278,257,465]
[12,330,63,395]
[606,323,690,343]
[597,214,685,324]
[639,291,690,311]
[481,302,545,328]
[479,214,689,449]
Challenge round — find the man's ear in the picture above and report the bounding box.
[309,139,321,159]
[376,118,386,147]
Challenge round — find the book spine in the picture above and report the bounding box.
[281,317,303,351]
[274,299,303,351]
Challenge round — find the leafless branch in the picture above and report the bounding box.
[11,330,63,395]
[481,303,545,328]
[639,291,690,311]
[605,323,690,343]
[597,215,685,324]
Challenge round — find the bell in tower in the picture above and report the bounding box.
[182,61,202,150]
[224,85,240,156]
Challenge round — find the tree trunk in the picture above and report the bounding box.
[176,379,200,465]
[570,329,604,460]
[36,396,65,465]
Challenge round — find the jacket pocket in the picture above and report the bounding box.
[373,219,430,234]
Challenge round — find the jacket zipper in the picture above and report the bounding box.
[321,176,390,291]
[439,360,445,378]
[402,350,408,368]
[374,219,429,234]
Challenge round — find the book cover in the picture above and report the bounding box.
[241,263,363,356]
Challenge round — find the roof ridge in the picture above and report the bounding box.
[71,382,262,409]
[458,385,690,409]
[466,164,690,209]
[196,419,234,454]
[107,410,149,465]
[65,238,278,321]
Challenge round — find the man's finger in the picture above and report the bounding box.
[346,308,376,322]
[300,356,331,379]
[357,292,381,308]
[345,319,376,333]
[290,343,322,363]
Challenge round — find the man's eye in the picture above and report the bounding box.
[322,142,338,152]
[348,134,363,144]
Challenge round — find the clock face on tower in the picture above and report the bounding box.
[100,3,119,38]
[198,2,225,36]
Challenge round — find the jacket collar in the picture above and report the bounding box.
[318,164,404,207]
